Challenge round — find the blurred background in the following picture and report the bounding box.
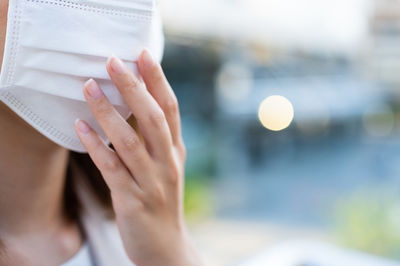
[158,0,400,265]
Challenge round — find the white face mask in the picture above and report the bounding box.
[0,0,164,153]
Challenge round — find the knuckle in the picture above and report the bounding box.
[102,156,121,172]
[167,173,179,187]
[148,182,167,206]
[95,100,112,117]
[178,141,187,161]
[167,163,181,185]
[164,97,179,116]
[148,109,166,129]
[161,154,181,186]
[121,134,140,150]
[122,75,141,94]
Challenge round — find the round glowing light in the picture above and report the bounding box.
[258,95,294,131]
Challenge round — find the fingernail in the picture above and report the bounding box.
[108,56,127,75]
[75,119,91,134]
[141,49,154,69]
[84,79,103,99]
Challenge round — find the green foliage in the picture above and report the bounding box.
[183,173,214,222]
[334,188,400,259]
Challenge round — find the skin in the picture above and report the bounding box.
[75,51,201,266]
[0,1,82,265]
[0,0,202,265]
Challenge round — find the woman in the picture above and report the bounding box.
[0,0,202,265]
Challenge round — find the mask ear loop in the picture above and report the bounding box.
[0,0,22,89]
[0,0,9,75]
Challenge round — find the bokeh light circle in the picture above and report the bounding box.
[258,95,294,131]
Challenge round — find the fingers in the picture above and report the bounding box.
[74,119,141,197]
[82,79,152,189]
[106,56,173,161]
[137,49,183,147]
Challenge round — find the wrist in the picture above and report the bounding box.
[161,229,204,266]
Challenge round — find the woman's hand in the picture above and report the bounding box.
[74,50,202,266]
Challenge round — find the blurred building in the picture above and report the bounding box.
[368,0,400,88]
[160,0,370,55]
[160,1,400,264]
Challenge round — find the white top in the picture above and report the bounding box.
[61,244,92,266]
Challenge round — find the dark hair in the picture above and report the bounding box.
[64,151,114,222]
[63,115,138,222]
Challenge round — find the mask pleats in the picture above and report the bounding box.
[0,0,163,152]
